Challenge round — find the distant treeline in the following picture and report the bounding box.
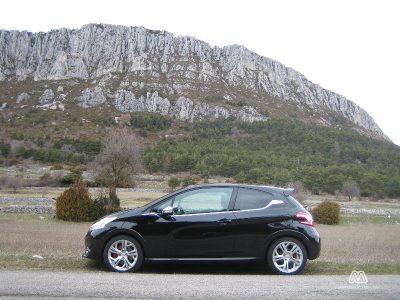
[1,138,101,165]
[143,119,400,198]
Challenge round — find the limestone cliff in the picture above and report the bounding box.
[0,24,387,139]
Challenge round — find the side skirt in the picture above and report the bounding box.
[146,257,257,262]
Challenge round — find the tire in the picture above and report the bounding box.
[103,235,144,272]
[267,237,307,275]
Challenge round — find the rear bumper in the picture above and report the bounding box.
[307,228,321,260]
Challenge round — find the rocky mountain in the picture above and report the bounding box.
[0,23,388,140]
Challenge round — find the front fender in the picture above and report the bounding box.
[118,222,148,255]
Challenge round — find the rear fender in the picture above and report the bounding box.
[263,229,311,259]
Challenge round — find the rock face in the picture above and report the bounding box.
[38,89,54,104]
[114,90,266,122]
[115,90,171,115]
[16,92,30,103]
[0,24,387,138]
[75,86,106,108]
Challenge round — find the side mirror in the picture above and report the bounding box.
[161,206,174,218]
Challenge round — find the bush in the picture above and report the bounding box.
[168,176,181,191]
[56,180,91,222]
[89,194,108,221]
[182,176,196,187]
[61,168,83,185]
[51,163,64,170]
[1,176,22,193]
[312,201,341,225]
[130,112,172,131]
[108,193,121,214]
[39,173,54,186]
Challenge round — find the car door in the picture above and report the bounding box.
[142,186,237,258]
[232,187,292,258]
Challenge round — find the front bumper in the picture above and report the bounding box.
[82,227,117,260]
[82,231,101,259]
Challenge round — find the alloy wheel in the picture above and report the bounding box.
[107,239,138,272]
[271,240,304,274]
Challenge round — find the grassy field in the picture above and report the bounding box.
[1,187,399,274]
[0,212,399,274]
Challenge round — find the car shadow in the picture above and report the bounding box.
[140,262,272,275]
[85,259,271,275]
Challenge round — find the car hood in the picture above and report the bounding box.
[115,206,146,219]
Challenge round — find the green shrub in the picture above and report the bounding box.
[89,194,108,221]
[130,112,172,131]
[108,193,121,214]
[61,168,83,185]
[56,180,91,222]
[51,163,64,170]
[182,176,196,187]
[0,141,11,157]
[168,176,181,191]
[312,201,341,225]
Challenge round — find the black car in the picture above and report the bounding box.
[83,184,320,275]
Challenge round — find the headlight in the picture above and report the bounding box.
[90,216,117,230]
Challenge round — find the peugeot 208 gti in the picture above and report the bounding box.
[83,184,320,275]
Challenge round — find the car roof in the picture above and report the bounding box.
[183,183,294,196]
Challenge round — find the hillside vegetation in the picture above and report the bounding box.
[1,109,400,198]
[143,119,400,198]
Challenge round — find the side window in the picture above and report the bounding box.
[234,188,274,210]
[172,187,233,215]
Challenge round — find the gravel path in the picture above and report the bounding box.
[0,270,398,299]
[342,207,400,216]
[0,197,55,214]
[0,197,54,205]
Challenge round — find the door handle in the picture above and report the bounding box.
[217,218,232,225]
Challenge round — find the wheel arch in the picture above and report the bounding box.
[264,230,311,260]
[101,228,147,259]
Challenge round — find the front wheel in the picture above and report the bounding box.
[267,237,307,275]
[103,235,144,272]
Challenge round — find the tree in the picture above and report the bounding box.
[0,141,11,157]
[341,181,360,201]
[91,127,141,211]
[4,176,23,193]
[168,176,181,191]
[288,181,307,204]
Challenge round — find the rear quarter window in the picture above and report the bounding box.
[234,188,274,210]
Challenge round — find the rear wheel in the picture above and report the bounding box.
[267,237,307,275]
[103,235,143,272]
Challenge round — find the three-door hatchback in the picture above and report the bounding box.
[83,184,320,275]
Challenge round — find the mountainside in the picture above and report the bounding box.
[0,23,388,140]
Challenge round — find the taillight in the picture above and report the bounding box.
[295,211,315,227]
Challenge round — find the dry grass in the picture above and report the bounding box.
[117,191,166,208]
[316,223,400,264]
[0,215,89,258]
[1,214,399,267]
